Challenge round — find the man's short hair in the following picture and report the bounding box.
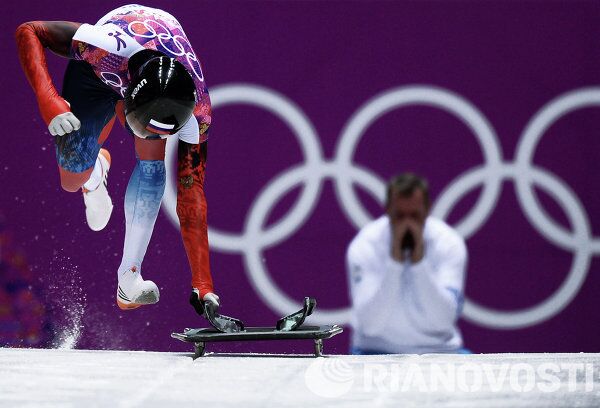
[386,173,430,208]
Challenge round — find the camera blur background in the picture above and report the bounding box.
[2,0,600,354]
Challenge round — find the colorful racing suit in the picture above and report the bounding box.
[15,4,214,296]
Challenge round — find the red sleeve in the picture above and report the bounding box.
[176,141,214,297]
[193,86,212,143]
[15,21,80,125]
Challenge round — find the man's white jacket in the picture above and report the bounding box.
[347,215,467,354]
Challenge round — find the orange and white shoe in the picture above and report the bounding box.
[83,148,113,231]
[117,266,160,310]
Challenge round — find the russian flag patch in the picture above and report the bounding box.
[146,119,175,135]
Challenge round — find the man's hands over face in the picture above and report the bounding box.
[391,218,425,264]
[387,188,429,264]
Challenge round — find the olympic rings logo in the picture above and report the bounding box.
[162,84,600,330]
[127,19,204,81]
[99,72,127,97]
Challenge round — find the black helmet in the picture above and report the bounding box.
[124,50,197,139]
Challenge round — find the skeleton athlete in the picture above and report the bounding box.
[15,4,219,315]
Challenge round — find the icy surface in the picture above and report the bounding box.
[1,348,600,407]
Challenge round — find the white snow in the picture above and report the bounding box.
[1,348,599,407]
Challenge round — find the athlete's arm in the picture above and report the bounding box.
[176,141,214,298]
[15,21,81,125]
[193,88,212,144]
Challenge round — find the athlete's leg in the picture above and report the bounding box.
[56,60,118,192]
[56,60,118,231]
[119,138,167,271]
[56,119,114,192]
[116,137,167,309]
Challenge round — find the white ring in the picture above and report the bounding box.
[243,163,380,320]
[334,86,503,238]
[163,84,322,254]
[515,87,600,250]
[463,166,592,328]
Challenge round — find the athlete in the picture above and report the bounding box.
[15,5,219,315]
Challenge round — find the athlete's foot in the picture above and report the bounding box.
[117,266,160,310]
[83,148,113,231]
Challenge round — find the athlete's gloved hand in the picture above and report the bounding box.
[48,112,81,136]
[203,292,220,308]
[190,289,221,318]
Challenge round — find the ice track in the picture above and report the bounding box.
[1,348,600,407]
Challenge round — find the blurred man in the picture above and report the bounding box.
[346,173,468,354]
